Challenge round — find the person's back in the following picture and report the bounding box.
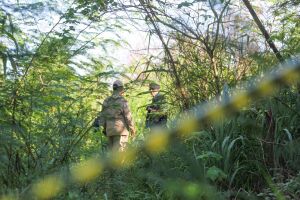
[95,80,135,151]
[102,93,134,137]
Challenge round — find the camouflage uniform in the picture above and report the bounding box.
[146,83,168,128]
[95,80,135,151]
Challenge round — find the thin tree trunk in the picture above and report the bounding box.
[139,0,190,109]
[242,0,284,62]
[1,54,7,79]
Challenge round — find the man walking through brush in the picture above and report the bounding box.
[94,80,136,151]
[145,82,168,129]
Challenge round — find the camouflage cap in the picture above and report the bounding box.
[149,82,160,90]
[113,80,124,89]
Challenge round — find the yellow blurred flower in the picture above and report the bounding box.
[32,175,64,199]
[177,116,199,137]
[71,158,103,183]
[145,129,169,154]
[110,148,137,168]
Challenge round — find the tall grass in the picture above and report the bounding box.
[55,87,299,200]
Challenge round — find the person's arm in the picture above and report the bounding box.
[122,100,136,137]
[94,99,107,135]
[159,94,168,115]
[93,115,101,127]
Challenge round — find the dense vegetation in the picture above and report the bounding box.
[0,0,300,199]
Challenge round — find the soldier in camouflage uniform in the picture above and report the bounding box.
[94,80,136,151]
[145,82,168,129]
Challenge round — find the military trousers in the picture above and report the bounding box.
[108,135,128,152]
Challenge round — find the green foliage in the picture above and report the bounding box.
[1,0,300,199]
[0,0,120,194]
[269,1,300,57]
